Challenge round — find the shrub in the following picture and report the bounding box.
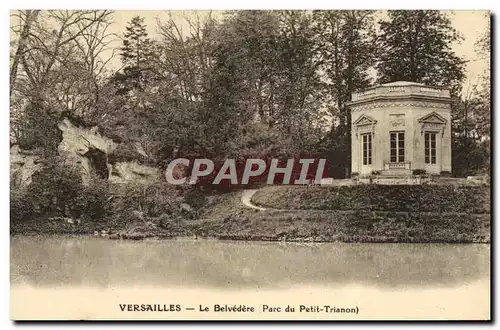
[10,186,36,223]
[78,178,111,222]
[440,171,452,177]
[351,172,359,178]
[412,169,426,175]
[183,187,208,210]
[371,170,381,175]
[25,162,85,218]
[109,183,145,224]
[109,182,192,224]
[143,183,180,217]
[108,144,146,164]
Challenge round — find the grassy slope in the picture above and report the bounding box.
[251,185,491,213]
[194,185,490,243]
[13,185,491,243]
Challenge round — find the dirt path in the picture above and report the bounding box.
[241,189,266,211]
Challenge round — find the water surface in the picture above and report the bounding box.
[11,235,490,289]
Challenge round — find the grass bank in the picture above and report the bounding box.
[11,184,491,243]
[251,185,491,213]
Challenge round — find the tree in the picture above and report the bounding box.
[452,88,490,177]
[376,10,466,96]
[312,10,377,177]
[204,11,327,157]
[10,10,115,154]
[450,12,491,177]
[473,12,491,140]
[115,16,155,92]
[9,10,39,97]
[273,11,326,151]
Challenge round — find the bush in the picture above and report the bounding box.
[77,178,111,222]
[109,183,144,224]
[109,182,191,224]
[183,187,208,210]
[351,172,359,178]
[143,183,180,217]
[371,170,381,175]
[10,186,36,223]
[11,162,113,225]
[25,162,85,218]
[108,143,146,164]
[440,171,452,177]
[412,169,426,175]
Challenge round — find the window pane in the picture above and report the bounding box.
[362,134,372,165]
[398,154,404,163]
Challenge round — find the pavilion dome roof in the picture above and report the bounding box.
[380,81,426,87]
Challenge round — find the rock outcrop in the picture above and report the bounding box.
[10,145,42,186]
[12,118,159,186]
[58,118,117,185]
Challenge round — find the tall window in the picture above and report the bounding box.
[362,133,372,165]
[390,132,405,163]
[425,132,437,164]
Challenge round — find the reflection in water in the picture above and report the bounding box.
[10,236,490,289]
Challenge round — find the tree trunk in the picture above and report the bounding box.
[10,10,39,96]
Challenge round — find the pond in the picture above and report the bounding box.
[10,236,490,320]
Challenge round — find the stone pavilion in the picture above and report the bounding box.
[348,81,452,176]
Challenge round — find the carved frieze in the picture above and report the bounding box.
[351,101,451,112]
[389,114,405,128]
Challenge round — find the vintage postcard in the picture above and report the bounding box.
[10,9,491,321]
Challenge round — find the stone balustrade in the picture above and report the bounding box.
[352,84,450,102]
[384,162,412,170]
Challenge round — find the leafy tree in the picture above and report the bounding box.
[473,12,491,140]
[376,10,466,96]
[203,11,328,158]
[451,13,491,177]
[312,10,377,177]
